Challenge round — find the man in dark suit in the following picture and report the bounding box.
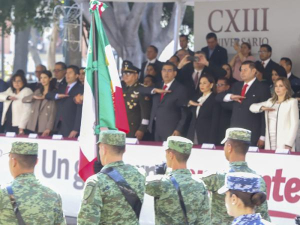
[216,61,271,147]
[148,62,188,141]
[257,44,279,85]
[174,34,194,56]
[201,32,228,67]
[47,65,83,138]
[28,64,46,91]
[176,51,227,99]
[52,62,67,90]
[140,45,163,83]
[280,57,300,94]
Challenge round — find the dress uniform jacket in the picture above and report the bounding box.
[77,161,146,225]
[0,173,66,225]
[22,89,57,133]
[122,82,151,137]
[146,169,211,225]
[201,161,271,225]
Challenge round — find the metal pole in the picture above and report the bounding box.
[92,13,100,162]
[1,27,4,80]
[173,1,182,54]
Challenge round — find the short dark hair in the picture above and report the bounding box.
[147,63,159,75]
[15,69,25,77]
[149,45,158,54]
[179,34,189,41]
[169,55,180,63]
[80,67,86,71]
[195,50,206,55]
[108,144,125,155]
[217,77,230,86]
[229,190,266,208]
[67,65,80,75]
[260,44,272,53]
[167,149,190,163]
[227,139,250,155]
[11,153,37,169]
[37,64,47,71]
[280,57,292,68]
[144,75,156,84]
[163,62,177,71]
[241,60,256,70]
[254,61,265,74]
[272,65,287,78]
[206,32,217,40]
[10,74,27,93]
[55,62,67,70]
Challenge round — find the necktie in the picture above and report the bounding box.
[194,72,199,88]
[240,84,248,102]
[65,86,70,95]
[261,61,265,67]
[160,85,167,102]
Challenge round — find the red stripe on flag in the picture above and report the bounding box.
[114,86,129,133]
[78,149,97,182]
[269,210,298,219]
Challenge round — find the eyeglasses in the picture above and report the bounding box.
[53,69,64,73]
[258,51,268,54]
[122,72,135,76]
[216,83,226,87]
[12,80,23,83]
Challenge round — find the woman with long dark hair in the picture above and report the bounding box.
[23,70,57,136]
[0,73,33,134]
[187,74,220,145]
[250,77,298,151]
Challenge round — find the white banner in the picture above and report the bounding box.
[194,0,300,75]
[0,137,299,225]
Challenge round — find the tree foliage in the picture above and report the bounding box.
[0,0,57,34]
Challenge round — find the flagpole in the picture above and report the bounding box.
[92,12,101,162]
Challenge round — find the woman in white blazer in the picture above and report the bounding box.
[250,77,298,151]
[0,74,33,134]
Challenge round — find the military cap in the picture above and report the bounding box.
[221,128,251,144]
[122,60,141,73]
[164,136,193,154]
[97,130,126,146]
[10,141,38,155]
[218,172,261,194]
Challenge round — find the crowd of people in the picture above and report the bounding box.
[1,32,300,151]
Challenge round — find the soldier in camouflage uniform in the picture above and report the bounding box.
[218,172,273,225]
[122,60,151,140]
[77,130,146,225]
[201,128,271,225]
[146,136,211,225]
[0,141,66,225]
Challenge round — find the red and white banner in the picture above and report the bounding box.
[0,136,299,224]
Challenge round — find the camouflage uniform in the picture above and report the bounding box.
[218,172,274,225]
[202,128,271,225]
[146,136,211,225]
[77,130,146,225]
[0,142,66,225]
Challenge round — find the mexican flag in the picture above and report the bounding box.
[78,1,129,181]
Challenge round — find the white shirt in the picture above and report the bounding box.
[163,79,175,91]
[287,72,292,79]
[262,58,271,68]
[196,92,212,117]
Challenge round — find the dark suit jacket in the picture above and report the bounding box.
[216,102,233,145]
[258,59,279,85]
[140,59,163,84]
[216,79,271,145]
[52,81,83,137]
[201,45,228,67]
[289,73,300,94]
[187,93,221,144]
[28,82,41,92]
[176,62,227,99]
[148,80,188,141]
[47,77,68,99]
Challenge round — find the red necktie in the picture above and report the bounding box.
[65,86,70,94]
[194,72,199,88]
[160,85,167,102]
[261,61,265,67]
[240,84,248,102]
